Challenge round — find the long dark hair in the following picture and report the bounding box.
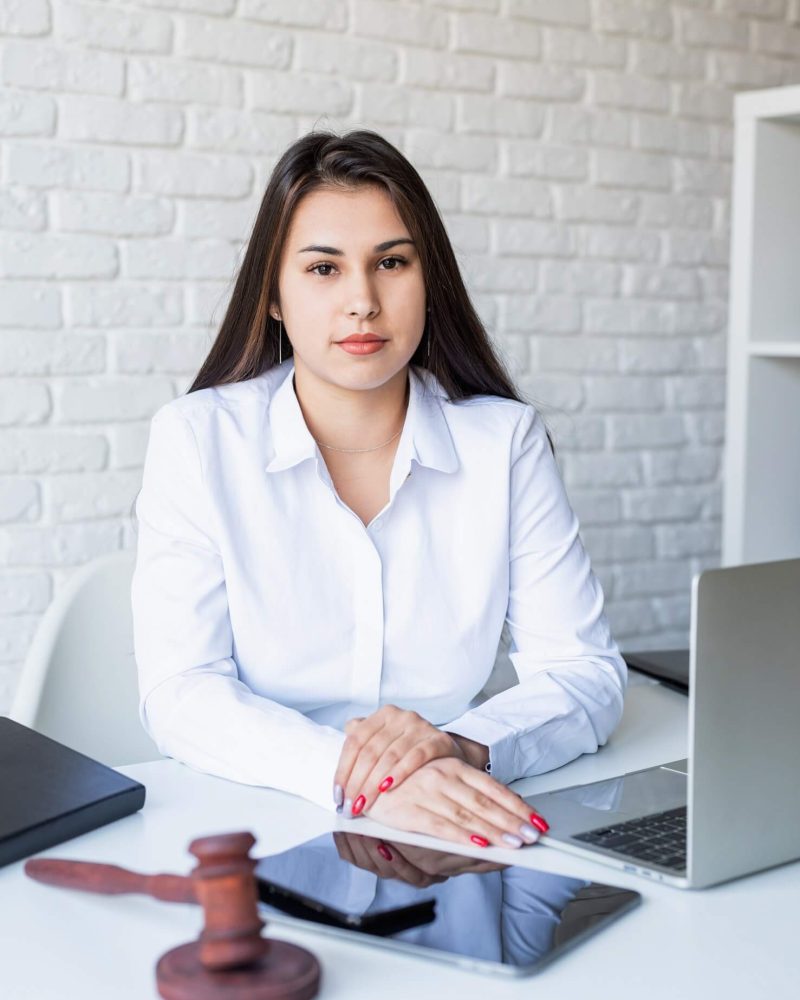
[187,127,554,454]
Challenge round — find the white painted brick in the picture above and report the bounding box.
[177,14,291,68]
[603,599,660,639]
[580,525,655,562]
[0,189,47,232]
[1,42,125,97]
[584,298,673,336]
[0,92,55,136]
[667,373,726,410]
[614,561,691,598]
[0,572,51,613]
[675,82,732,122]
[610,414,687,449]
[542,260,621,296]
[416,170,460,213]
[442,215,490,254]
[57,2,173,53]
[543,28,626,68]
[355,0,448,48]
[698,269,729,301]
[463,176,551,217]
[401,49,493,92]
[0,0,51,36]
[0,382,51,425]
[594,149,671,190]
[495,220,575,257]
[625,265,700,300]
[539,336,618,372]
[406,130,497,172]
[108,423,151,469]
[680,10,749,49]
[60,96,184,146]
[111,330,211,374]
[581,225,660,262]
[0,234,117,279]
[503,295,582,333]
[586,374,666,412]
[709,52,790,89]
[639,193,714,229]
[691,335,727,371]
[247,68,353,116]
[668,232,729,267]
[68,284,183,327]
[656,522,720,558]
[700,483,723,519]
[546,413,606,450]
[519,373,584,411]
[0,615,40,662]
[508,0,589,26]
[0,430,108,474]
[53,192,175,237]
[562,451,642,488]
[47,471,145,522]
[505,142,588,181]
[719,0,787,17]
[359,86,452,129]
[618,338,693,374]
[0,284,61,329]
[555,187,638,223]
[653,594,691,630]
[186,108,291,155]
[0,523,122,567]
[178,198,258,241]
[445,13,536,62]
[122,239,237,280]
[129,58,243,107]
[630,40,706,79]
[675,159,732,198]
[463,255,537,294]
[569,490,621,524]
[752,19,800,57]
[458,95,547,137]
[6,144,130,193]
[646,448,720,485]
[135,152,253,198]
[498,63,585,102]
[296,34,398,83]
[187,282,233,327]
[0,331,105,376]
[493,332,530,377]
[633,115,710,157]
[690,412,726,446]
[56,377,175,424]
[594,0,673,41]
[594,71,670,112]
[673,302,726,335]
[240,0,347,28]
[0,480,40,523]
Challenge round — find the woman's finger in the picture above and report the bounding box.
[332,714,387,810]
[342,728,404,814]
[361,730,461,804]
[458,765,550,838]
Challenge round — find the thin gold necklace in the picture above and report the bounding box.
[315,426,403,454]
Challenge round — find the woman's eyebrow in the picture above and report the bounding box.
[297,238,416,256]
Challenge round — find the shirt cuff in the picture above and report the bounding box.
[439,716,519,785]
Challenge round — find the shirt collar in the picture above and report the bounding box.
[264,360,459,476]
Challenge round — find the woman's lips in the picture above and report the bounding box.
[337,341,386,355]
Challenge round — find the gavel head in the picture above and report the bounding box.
[187,831,270,972]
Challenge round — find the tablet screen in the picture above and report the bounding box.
[254,831,640,977]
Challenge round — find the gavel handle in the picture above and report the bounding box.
[24,858,197,904]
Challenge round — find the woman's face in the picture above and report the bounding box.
[272,184,427,393]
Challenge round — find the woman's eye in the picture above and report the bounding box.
[308,257,406,277]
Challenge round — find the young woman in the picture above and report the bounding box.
[131,129,627,853]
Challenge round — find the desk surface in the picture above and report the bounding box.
[2,676,798,999]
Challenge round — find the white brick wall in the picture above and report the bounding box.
[1,0,799,711]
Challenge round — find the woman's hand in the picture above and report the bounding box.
[333,704,469,816]
[361,756,549,851]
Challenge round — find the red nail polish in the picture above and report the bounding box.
[352,795,366,816]
[470,834,489,848]
[530,813,549,833]
[377,844,393,862]
[378,776,394,793]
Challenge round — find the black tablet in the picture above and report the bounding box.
[254,831,640,978]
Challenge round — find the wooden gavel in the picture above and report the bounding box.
[25,831,321,1000]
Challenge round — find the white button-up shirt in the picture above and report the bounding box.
[131,359,626,813]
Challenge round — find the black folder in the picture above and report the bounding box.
[0,716,146,869]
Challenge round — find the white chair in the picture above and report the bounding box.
[9,550,160,767]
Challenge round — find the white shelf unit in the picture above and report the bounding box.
[722,85,800,567]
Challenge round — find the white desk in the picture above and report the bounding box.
[2,677,798,999]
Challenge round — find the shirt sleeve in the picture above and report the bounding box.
[130,404,345,813]
[440,403,627,785]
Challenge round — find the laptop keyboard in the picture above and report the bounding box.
[574,806,687,871]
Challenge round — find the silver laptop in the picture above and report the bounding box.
[526,558,800,889]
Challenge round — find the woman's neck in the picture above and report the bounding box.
[292,362,410,454]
